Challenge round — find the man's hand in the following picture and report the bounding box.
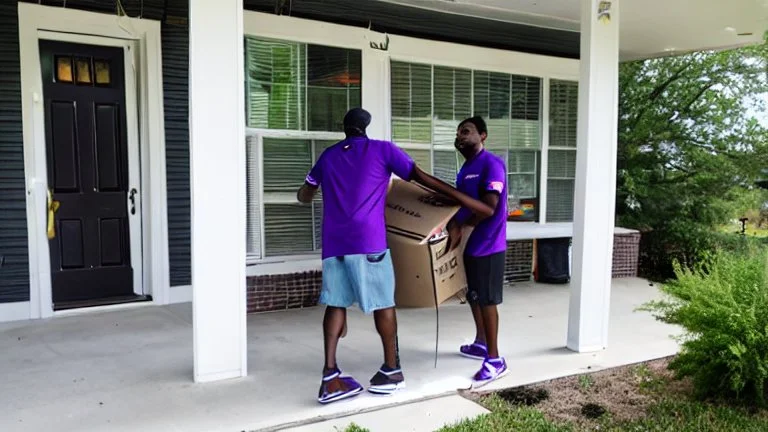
[297,183,318,204]
[420,193,458,207]
[447,219,463,251]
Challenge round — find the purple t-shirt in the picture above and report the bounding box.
[455,149,508,257]
[306,136,415,259]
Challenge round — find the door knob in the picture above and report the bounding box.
[47,189,60,240]
[129,188,137,215]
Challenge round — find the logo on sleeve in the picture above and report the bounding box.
[489,181,504,193]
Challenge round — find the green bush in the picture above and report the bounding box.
[640,248,768,405]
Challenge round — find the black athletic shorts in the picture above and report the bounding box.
[464,251,505,306]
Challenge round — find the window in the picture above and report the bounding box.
[245,36,361,259]
[390,61,542,200]
[547,80,578,222]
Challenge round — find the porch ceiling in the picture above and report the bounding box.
[379,0,768,60]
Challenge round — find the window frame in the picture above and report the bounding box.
[243,10,579,266]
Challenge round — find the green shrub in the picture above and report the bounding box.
[640,249,768,405]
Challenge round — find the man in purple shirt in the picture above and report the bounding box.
[298,108,492,404]
[448,116,509,387]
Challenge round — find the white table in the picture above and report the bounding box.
[505,222,640,279]
[506,222,638,241]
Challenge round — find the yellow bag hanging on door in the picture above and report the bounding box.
[47,189,60,240]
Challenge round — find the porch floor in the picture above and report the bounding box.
[0,278,681,432]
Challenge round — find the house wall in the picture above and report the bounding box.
[0,1,600,313]
[0,0,190,305]
[0,1,27,303]
[160,1,192,287]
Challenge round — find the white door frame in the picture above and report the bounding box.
[18,3,170,318]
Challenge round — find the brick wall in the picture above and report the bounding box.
[247,271,322,313]
[246,234,640,313]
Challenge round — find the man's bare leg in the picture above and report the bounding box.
[373,307,398,368]
[481,305,499,358]
[323,306,347,370]
[471,303,487,345]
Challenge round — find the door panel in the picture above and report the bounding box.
[40,40,134,306]
[95,103,122,192]
[50,101,80,192]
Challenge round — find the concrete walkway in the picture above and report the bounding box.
[282,395,489,432]
[0,278,681,432]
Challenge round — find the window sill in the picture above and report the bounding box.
[246,254,322,277]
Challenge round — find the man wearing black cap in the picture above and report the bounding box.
[298,108,493,404]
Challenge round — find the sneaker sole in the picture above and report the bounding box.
[317,386,363,404]
[368,381,406,395]
[471,368,510,390]
[459,351,487,360]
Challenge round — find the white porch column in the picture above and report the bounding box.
[189,0,247,382]
[567,0,620,352]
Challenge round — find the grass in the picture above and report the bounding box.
[341,358,768,432]
[436,395,768,432]
[718,221,768,238]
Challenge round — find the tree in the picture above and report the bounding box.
[616,38,768,278]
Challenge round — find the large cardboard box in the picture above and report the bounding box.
[385,179,468,308]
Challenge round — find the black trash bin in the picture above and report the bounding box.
[536,237,571,284]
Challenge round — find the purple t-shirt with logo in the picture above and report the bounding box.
[306,136,415,259]
[455,149,508,257]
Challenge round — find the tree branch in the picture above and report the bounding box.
[630,63,694,130]
[681,83,717,114]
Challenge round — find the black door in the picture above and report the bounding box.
[40,40,134,308]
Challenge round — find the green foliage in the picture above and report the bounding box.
[578,374,595,392]
[640,249,768,405]
[608,399,768,432]
[617,39,768,278]
[435,393,768,432]
[440,395,573,432]
[340,424,370,432]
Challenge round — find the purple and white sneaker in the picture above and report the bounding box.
[317,367,363,404]
[471,357,509,388]
[459,341,488,360]
[368,365,406,395]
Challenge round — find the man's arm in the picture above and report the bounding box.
[298,153,324,204]
[410,165,494,219]
[297,183,318,204]
[446,192,500,250]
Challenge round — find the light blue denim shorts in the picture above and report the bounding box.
[319,249,396,314]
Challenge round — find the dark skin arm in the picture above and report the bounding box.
[447,191,500,250]
[297,166,494,251]
[297,183,318,204]
[410,166,494,219]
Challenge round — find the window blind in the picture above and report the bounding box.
[391,61,432,144]
[546,79,579,222]
[549,80,578,148]
[433,149,459,185]
[245,37,303,130]
[510,75,542,149]
[433,66,471,147]
[245,36,361,133]
[246,135,263,259]
[547,149,577,222]
[473,71,511,151]
[508,150,537,198]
